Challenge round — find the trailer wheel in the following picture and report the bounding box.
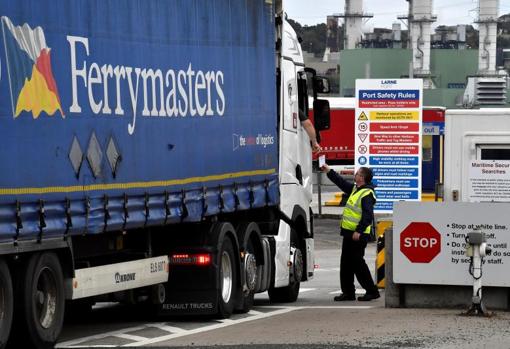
[217,237,237,318]
[268,229,302,303]
[237,238,257,313]
[0,259,13,349]
[16,252,65,349]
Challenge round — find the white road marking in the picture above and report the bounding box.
[328,289,367,295]
[56,326,148,347]
[61,344,118,348]
[247,309,263,315]
[149,323,186,334]
[115,334,148,342]
[314,268,340,272]
[256,287,316,298]
[58,304,376,348]
[298,287,315,293]
[123,307,298,347]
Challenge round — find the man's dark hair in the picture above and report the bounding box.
[359,167,373,184]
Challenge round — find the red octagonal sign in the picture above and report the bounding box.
[400,222,441,263]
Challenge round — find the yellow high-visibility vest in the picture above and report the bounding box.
[341,185,375,234]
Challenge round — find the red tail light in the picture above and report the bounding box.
[169,253,212,266]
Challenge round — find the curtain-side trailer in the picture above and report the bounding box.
[0,1,330,347]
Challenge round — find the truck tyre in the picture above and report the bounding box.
[15,252,65,349]
[268,229,302,303]
[217,237,237,319]
[235,223,260,313]
[237,238,256,313]
[0,259,13,349]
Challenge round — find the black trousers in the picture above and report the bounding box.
[340,234,378,296]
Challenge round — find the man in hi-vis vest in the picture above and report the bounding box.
[320,164,380,302]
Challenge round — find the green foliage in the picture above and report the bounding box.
[287,19,329,56]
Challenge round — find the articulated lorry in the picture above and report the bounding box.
[0,1,330,347]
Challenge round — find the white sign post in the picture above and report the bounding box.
[355,79,423,213]
[393,201,510,286]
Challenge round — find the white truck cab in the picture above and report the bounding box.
[270,10,330,298]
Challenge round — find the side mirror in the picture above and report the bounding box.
[314,76,330,94]
[313,99,330,131]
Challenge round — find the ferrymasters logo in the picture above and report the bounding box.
[1,17,64,118]
[1,18,226,135]
[67,36,226,135]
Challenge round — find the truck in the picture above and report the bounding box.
[443,108,510,202]
[311,97,445,193]
[0,1,330,348]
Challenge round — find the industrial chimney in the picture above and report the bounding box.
[462,0,507,106]
[408,0,436,85]
[477,0,499,74]
[334,0,373,50]
[392,23,402,49]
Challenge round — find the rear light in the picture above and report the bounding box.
[169,253,212,266]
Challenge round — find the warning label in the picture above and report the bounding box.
[370,134,419,144]
[370,123,419,132]
[370,111,419,121]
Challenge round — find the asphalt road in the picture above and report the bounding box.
[57,219,510,349]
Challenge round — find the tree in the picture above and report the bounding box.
[287,19,328,56]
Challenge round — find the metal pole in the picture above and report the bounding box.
[317,171,322,217]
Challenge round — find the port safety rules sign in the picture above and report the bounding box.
[355,79,423,213]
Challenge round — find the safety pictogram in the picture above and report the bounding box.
[358,123,368,132]
[358,133,368,142]
[358,111,368,121]
[358,144,367,154]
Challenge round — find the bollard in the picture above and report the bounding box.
[375,220,392,289]
[376,233,385,288]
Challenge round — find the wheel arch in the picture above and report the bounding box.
[291,205,309,281]
[235,222,263,266]
[209,222,242,289]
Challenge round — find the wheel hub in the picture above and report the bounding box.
[290,247,303,283]
[244,253,257,292]
[36,267,58,329]
[221,251,233,303]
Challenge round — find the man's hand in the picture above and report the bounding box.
[352,232,361,241]
[320,164,330,173]
[312,141,322,153]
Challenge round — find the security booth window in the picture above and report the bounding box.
[476,145,510,160]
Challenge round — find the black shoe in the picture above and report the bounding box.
[357,292,380,301]
[334,294,355,301]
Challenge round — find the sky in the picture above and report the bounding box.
[284,0,510,30]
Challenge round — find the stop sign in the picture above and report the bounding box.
[400,222,441,263]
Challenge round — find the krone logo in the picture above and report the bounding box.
[115,272,136,284]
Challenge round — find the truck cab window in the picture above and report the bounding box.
[297,71,309,121]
